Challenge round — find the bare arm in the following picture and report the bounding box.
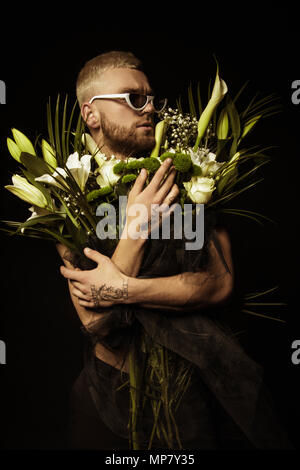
[60,226,233,311]
[129,227,233,310]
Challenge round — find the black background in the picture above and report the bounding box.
[0,8,299,454]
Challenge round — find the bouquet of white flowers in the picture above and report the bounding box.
[2,66,278,252]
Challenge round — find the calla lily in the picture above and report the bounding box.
[5,175,48,208]
[7,138,22,163]
[194,68,228,150]
[11,128,36,156]
[150,120,166,158]
[42,139,57,169]
[35,152,92,192]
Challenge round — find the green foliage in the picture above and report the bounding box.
[173,153,191,172]
[126,160,143,170]
[160,152,175,162]
[86,186,113,202]
[113,161,127,174]
[141,157,160,172]
[122,174,137,184]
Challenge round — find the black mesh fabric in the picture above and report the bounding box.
[69,210,292,449]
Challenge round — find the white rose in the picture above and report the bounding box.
[96,159,121,188]
[183,176,215,204]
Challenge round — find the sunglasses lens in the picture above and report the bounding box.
[153,97,167,112]
[129,94,147,109]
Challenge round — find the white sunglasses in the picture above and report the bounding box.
[89,93,167,113]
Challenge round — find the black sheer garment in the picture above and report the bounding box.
[68,213,292,449]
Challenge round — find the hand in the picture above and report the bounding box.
[60,247,129,308]
[122,158,180,240]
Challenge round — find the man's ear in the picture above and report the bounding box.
[81,103,100,129]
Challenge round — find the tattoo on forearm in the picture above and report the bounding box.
[90,280,128,307]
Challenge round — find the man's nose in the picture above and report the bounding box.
[143,100,155,114]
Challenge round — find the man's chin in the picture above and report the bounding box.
[133,138,156,157]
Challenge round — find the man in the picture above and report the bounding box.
[57,51,290,450]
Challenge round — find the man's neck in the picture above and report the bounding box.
[91,133,128,161]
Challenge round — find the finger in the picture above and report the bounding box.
[149,158,173,190]
[129,168,148,196]
[78,299,95,308]
[60,265,83,281]
[72,287,91,301]
[162,183,180,206]
[161,202,179,221]
[83,247,107,265]
[156,169,177,201]
[70,280,89,294]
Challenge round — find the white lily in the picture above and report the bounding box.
[26,205,52,221]
[35,167,68,190]
[194,68,228,150]
[35,152,92,192]
[5,175,48,208]
[96,158,122,188]
[200,152,223,176]
[188,148,223,176]
[65,152,92,191]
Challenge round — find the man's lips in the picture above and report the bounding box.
[137,122,154,129]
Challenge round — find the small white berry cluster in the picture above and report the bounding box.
[160,108,198,150]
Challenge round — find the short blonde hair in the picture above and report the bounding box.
[76,50,143,107]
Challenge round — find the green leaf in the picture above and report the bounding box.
[226,98,241,157]
[66,98,78,158]
[242,309,285,323]
[20,214,65,228]
[47,97,55,151]
[54,94,62,161]
[188,83,197,118]
[196,82,202,117]
[20,152,52,177]
[61,95,68,161]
